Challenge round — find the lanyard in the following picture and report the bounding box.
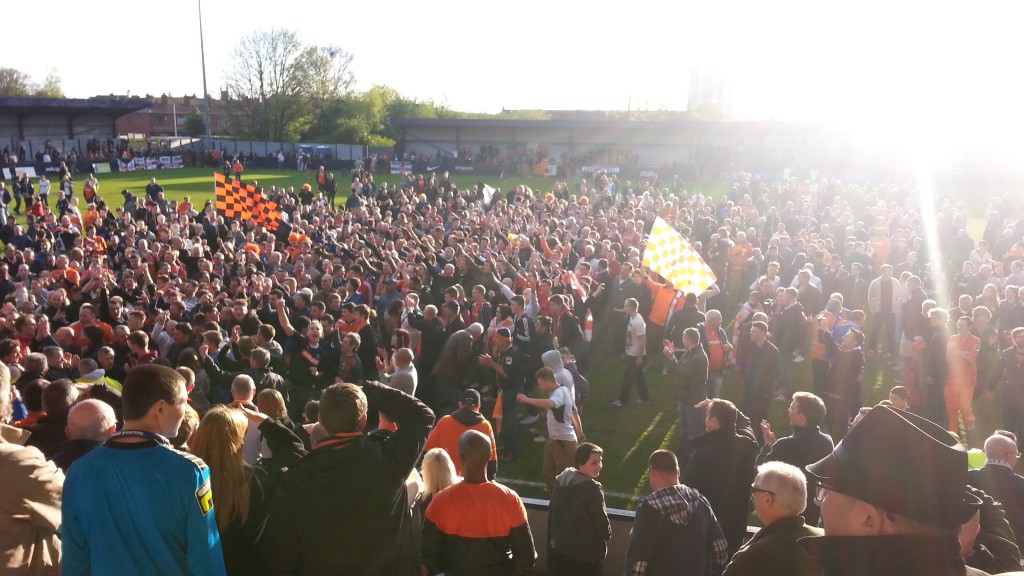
[316,431,363,451]
[108,429,171,446]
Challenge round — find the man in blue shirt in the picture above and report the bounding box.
[62,364,226,576]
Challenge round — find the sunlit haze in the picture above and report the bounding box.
[8,0,1024,152]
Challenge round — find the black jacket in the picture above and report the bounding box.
[223,419,307,576]
[261,382,435,576]
[775,302,806,355]
[422,480,536,575]
[202,353,287,397]
[668,346,709,404]
[988,346,1024,404]
[723,515,823,576]
[800,534,985,576]
[756,425,834,521]
[968,464,1024,552]
[665,305,706,349]
[408,314,444,373]
[963,485,1022,574]
[51,438,101,472]
[682,421,759,556]
[25,411,69,459]
[548,468,611,562]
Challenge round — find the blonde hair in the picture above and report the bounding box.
[421,448,459,498]
[257,388,288,419]
[191,406,253,530]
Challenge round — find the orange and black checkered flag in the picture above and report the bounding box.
[215,172,246,218]
[215,172,282,230]
[254,197,281,231]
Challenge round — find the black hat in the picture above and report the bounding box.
[460,389,481,407]
[807,405,981,528]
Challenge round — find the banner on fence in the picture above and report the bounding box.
[2,167,37,179]
[117,156,185,172]
[389,161,413,175]
[581,165,620,174]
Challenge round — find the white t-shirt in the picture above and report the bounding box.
[625,313,646,357]
[546,385,577,442]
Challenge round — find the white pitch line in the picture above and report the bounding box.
[496,476,638,501]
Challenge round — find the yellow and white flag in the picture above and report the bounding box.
[642,216,717,295]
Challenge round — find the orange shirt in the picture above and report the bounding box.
[423,413,497,476]
[946,334,980,386]
[82,210,100,230]
[729,244,752,281]
[705,327,726,371]
[424,480,527,538]
[810,312,840,362]
[647,280,684,327]
[69,320,115,349]
[51,267,81,286]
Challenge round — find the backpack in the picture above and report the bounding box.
[1,188,10,204]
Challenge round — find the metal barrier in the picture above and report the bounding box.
[521,497,758,575]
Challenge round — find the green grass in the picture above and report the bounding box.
[58,167,1010,511]
[494,328,1007,512]
[69,167,578,209]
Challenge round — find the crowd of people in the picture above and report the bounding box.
[0,163,1023,576]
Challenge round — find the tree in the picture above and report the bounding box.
[0,68,65,98]
[689,102,730,121]
[186,107,206,136]
[0,68,34,96]
[224,29,354,140]
[35,71,64,98]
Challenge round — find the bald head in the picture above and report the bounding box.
[66,399,118,442]
[984,434,1019,465]
[459,429,493,472]
[394,347,414,367]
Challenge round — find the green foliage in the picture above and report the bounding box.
[186,108,206,137]
[688,102,730,121]
[225,29,354,141]
[0,67,34,96]
[0,67,63,98]
[35,71,64,98]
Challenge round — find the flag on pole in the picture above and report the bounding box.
[215,173,282,230]
[642,216,717,295]
[478,181,495,206]
[215,172,247,219]
[563,272,587,300]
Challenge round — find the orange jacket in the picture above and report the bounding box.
[424,412,497,476]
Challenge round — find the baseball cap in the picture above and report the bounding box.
[460,389,481,407]
[495,328,512,340]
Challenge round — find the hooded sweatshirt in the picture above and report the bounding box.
[542,350,574,396]
[625,484,729,576]
[549,468,611,562]
[423,408,497,477]
[76,368,123,392]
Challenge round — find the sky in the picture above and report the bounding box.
[7,0,1024,149]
